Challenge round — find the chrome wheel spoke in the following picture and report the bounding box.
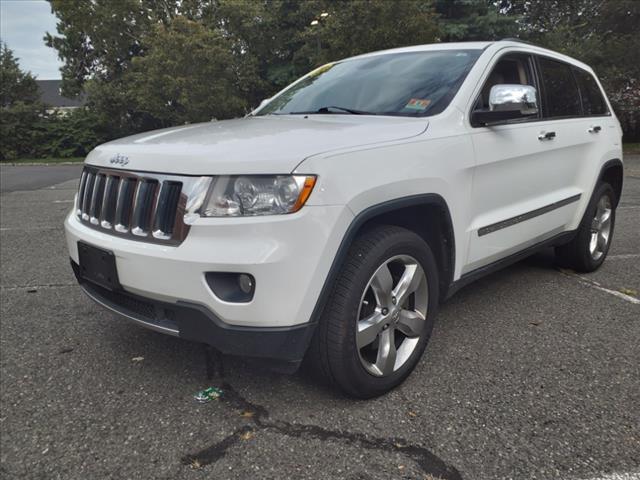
[356,254,429,377]
[599,209,611,229]
[356,312,385,349]
[589,195,612,260]
[370,263,393,307]
[375,328,397,376]
[597,231,608,251]
[392,263,422,305]
[396,309,424,337]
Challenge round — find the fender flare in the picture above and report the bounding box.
[308,193,455,327]
[597,158,623,206]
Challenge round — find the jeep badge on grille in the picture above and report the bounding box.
[109,153,129,166]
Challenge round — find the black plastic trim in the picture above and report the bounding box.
[597,159,624,207]
[478,193,581,236]
[447,230,576,298]
[308,194,455,326]
[71,260,313,366]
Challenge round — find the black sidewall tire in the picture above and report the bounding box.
[556,182,616,272]
[322,226,440,398]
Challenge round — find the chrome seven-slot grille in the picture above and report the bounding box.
[76,166,189,245]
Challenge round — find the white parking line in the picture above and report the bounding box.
[580,472,640,480]
[607,253,640,259]
[559,269,640,305]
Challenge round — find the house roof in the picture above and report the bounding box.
[36,80,86,108]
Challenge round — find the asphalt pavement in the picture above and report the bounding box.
[1,160,639,480]
[0,164,83,194]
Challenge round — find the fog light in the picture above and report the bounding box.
[238,274,254,294]
[205,272,255,303]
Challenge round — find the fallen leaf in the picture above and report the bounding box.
[408,411,417,417]
[188,458,202,470]
[240,410,255,418]
[619,287,638,296]
[239,430,255,441]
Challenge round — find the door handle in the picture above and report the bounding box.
[588,125,602,133]
[538,131,556,141]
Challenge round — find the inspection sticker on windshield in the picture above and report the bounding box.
[405,98,431,111]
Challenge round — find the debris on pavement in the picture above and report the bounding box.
[194,386,223,403]
[131,356,144,362]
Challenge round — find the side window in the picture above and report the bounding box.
[474,54,536,111]
[538,57,582,118]
[573,68,609,116]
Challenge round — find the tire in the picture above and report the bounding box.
[307,225,439,398]
[555,182,616,272]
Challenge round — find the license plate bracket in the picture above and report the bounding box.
[77,242,121,291]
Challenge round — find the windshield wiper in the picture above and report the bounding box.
[290,106,376,115]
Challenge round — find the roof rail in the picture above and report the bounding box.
[499,37,538,47]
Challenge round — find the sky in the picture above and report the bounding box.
[0,0,63,79]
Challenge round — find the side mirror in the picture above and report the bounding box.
[472,84,538,126]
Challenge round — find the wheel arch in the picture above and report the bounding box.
[598,158,623,206]
[309,194,456,327]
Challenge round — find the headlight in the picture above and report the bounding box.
[184,175,316,221]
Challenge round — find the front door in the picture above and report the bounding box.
[464,51,588,273]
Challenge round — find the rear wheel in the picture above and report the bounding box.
[307,225,439,398]
[555,182,616,272]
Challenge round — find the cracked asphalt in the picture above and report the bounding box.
[1,159,639,480]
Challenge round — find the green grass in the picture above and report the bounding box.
[623,143,640,155]
[2,157,84,165]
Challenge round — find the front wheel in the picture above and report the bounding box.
[307,225,439,398]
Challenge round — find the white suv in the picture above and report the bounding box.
[65,40,623,397]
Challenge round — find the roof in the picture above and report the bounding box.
[344,39,591,72]
[36,80,85,108]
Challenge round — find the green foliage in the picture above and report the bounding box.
[434,0,520,41]
[34,108,110,159]
[296,0,440,68]
[125,17,257,127]
[3,0,638,160]
[0,42,44,160]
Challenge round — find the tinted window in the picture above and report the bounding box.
[257,50,481,117]
[573,68,608,116]
[538,57,581,118]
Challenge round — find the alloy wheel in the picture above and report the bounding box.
[356,255,428,377]
[589,194,612,261]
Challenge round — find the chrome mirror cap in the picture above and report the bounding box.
[489,84,538,114]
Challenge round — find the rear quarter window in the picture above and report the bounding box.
[573,68,609,116]
[538,57,582,118]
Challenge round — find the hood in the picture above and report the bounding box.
[85,115,428,175]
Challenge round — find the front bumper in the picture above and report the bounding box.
[71,262,315,366]
[65,205,353,361]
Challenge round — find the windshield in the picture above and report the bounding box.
[256,49,481,117]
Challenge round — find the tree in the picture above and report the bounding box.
[125,16,258,127]
[0,42,44,160]
[518,0,640,140]
[434,0,520,42]
[296,0,439,68]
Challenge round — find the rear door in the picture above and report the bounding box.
[464,51,589,273]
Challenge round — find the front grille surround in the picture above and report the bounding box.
[76,166,199,245]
